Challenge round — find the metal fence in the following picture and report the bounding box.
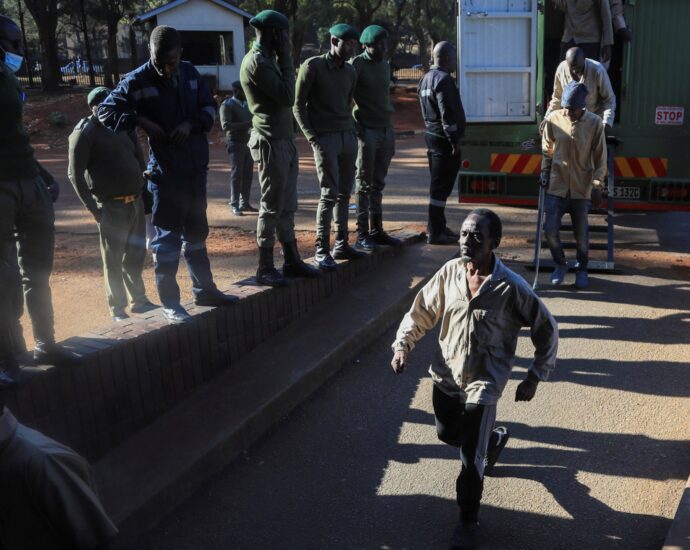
[392,65,425,83]
[17,60,106,89]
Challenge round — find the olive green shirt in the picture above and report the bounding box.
[294,52,357,142]
[240,42,295,140]
[0,61,38,180]
[219,97,252,143]
[67,115,145,213]
[350,51,394,129]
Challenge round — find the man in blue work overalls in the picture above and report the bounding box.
[99,25,237,323]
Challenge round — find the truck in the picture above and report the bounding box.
[456,0,690,212]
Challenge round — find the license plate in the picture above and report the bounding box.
[612,186,641,199]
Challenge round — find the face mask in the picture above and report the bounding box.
[1,47,24,73]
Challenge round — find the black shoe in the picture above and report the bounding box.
[449,522,478,550]
[370,230,402,246]
[355,235,378,252]
[484,426,510,476]
[427,232,459,245]
[163,306,192,323]
[333,243,367,260]
[194,290,241,306]
[130,300,158,314]
[240,204,259,213]
[443,226,460,239]
[33,342,77,367]
[256,265,287,287]
[0,357,21,388]
[231,206,243,216]
[314,254,337,271]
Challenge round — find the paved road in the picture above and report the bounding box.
[132,259,690,550]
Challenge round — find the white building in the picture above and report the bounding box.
[135,0,253,91]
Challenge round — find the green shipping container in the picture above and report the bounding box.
[456,0,690,211]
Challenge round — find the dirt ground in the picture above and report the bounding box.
[19,85,690,347]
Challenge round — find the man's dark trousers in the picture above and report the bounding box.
[148,174,217,309]
[227,140,253,209]
[432,385,497,523]
[425,134,461,235]
[0,177,56,351]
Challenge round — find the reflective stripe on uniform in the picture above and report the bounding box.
[131,87,159,101]
[189,79,198,90]
[183,241,207,252]
[429,197,447,207]
[420,89,433,97]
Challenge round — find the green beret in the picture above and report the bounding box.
[87,86,110,107]
[360,25,388,45]
[249,10,289,30]
[329,23,360,41]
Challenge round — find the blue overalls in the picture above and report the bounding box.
[98,60,219,309]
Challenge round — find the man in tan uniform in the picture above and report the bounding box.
[542,81,607,290]
[552,0,614,63]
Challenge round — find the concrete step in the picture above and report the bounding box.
[94,242,458,547]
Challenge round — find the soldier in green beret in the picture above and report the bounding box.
[351,24,401,251]
[68,87,156,321]
[240,9,321,286]
[294,23,363,271]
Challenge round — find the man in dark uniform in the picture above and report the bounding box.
[98,25,237,323]
[0,15,73,387]
[68,86,156,322]
[240,10,320,286]
[294,23,364,271]
[418,41,466,245]
[351,24,401,251]
[219,81,256,216]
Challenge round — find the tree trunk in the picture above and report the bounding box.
[104,14,120,87]
[77,0,96,87]
[23,0,61,90]
[387,0,407,59]
[127,18,138,70]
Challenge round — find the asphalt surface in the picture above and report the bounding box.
[131,257,690,550]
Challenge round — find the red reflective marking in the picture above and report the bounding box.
[511,154,532,174]
[626,157,646,178]
[650,157,667,177]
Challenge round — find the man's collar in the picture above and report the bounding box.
[0,407,18,455]
[253,41,271,58]
[325,51,345,70]
[430,64,448,73]
[490,255,508,281]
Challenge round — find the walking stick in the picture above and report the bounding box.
[532,180,547,291]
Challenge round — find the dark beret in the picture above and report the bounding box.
[329,23,360,41]
[249,10,289,30]
[360,25,388,45]
[87,86,110,107]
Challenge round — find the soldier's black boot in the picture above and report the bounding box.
[314,237,337,271]
[282,240,321,278]
[355,230,378,251]
[370,214,402,246]
[333,231,366,260]
[256,246,287,287]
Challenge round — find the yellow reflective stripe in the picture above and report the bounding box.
[616,158,634,178]
[502,154,520,173]
[523,155,542,174]
[638,157,657,179]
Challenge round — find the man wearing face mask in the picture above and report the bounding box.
[350,25,401,251]
[98,25,238,324]
[542,81,607,289]
[294,23,363,271]
[390,209,558,550]
[0,15,74,386]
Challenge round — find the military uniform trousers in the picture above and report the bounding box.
[312,130,358,245]
[227,139,254,209]
[355,126,395,234]
[148,174,218,309]
[97,197,147,315]
[249,133,298,249]
[0,177,56,358]
[426,133,461,235]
